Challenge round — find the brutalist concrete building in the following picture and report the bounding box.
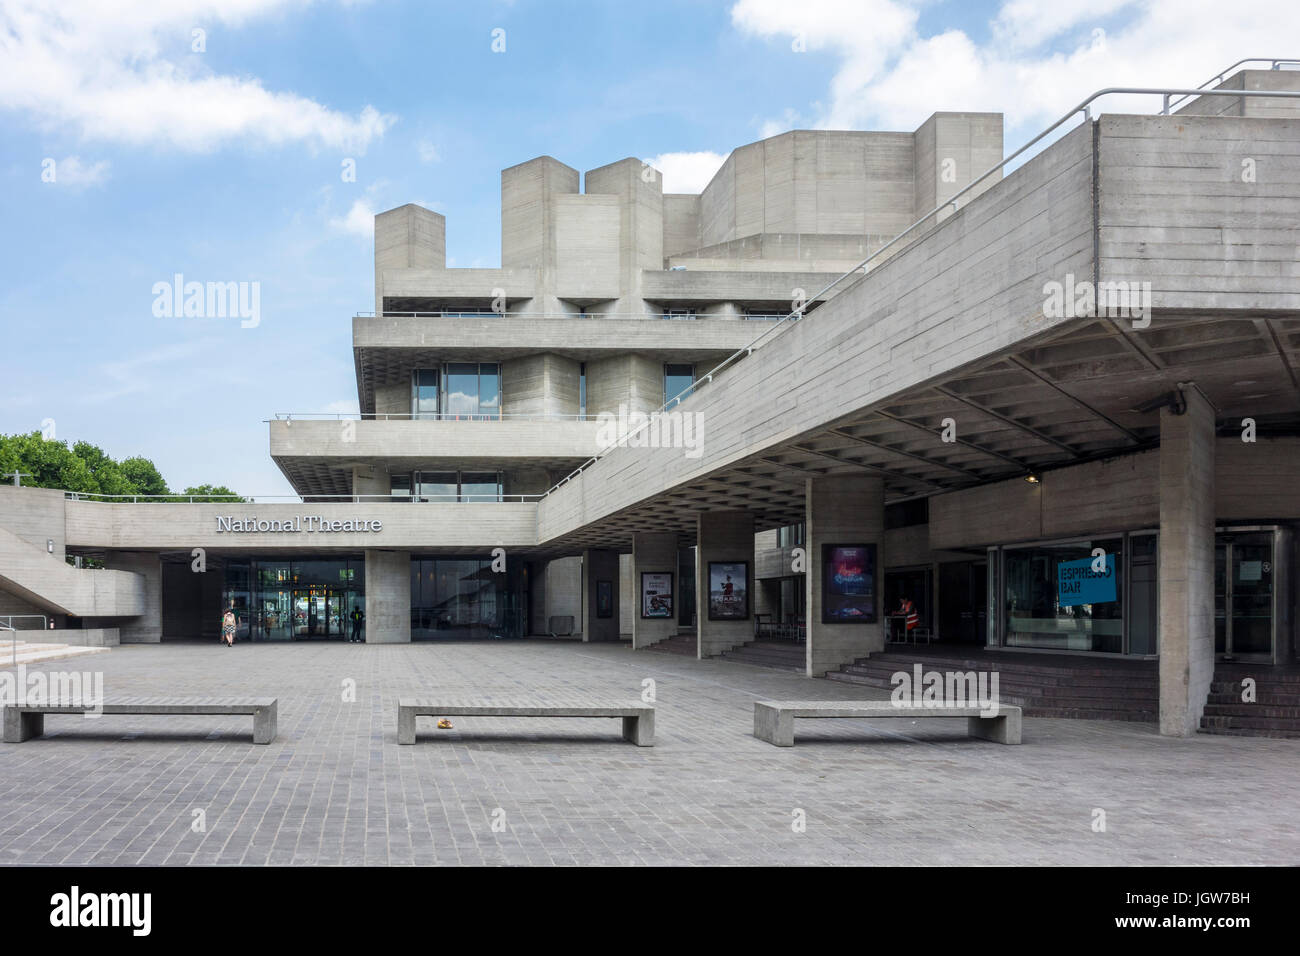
[2,68,1298,738]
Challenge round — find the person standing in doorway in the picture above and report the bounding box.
[350,605,364,643]
[221,604,237,647]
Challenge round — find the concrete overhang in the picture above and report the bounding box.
[531,113,1300,552]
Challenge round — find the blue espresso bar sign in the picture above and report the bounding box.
[1058,555,1117,607]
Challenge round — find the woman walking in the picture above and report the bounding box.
[221,605,237,647]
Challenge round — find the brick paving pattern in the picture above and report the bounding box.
[1,640,1296,865]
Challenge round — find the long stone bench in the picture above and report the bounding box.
[753,700,1021,746]
[2,697,278,745]
[398,698,654,746]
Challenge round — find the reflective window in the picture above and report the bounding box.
[416,471,457,503]
[460,472,502,502]
[412,369,439,419]
[444,362,500,419]
[1002,538,1123,653]
[664,363,695,407]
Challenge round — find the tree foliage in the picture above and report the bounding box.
[0,432,242,500]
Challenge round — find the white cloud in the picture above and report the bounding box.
[417,140,440,163]
[644,151,729,193]
[48,155,110,187]
[0,0,394,152]
[321,398,360,415]
[329,198,375,237]
[731,0,1300,135]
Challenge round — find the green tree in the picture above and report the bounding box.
[119,457,170,496]
[179,484,247,503]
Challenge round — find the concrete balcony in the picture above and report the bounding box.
[352,312,774,356]
[269,417,603,497]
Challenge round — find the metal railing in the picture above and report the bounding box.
[270,411,600,422]
[62,491,544,504]
[355,309,820,319]
[1165,57,1300,113]
[536,79,1300,501]
[1,614,48,630]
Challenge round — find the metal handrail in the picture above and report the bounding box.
[355,310,810,319]
[62,491,545,503]
[536,81,1300,501]
[270,412,600,422]
[1165,57,1300,113]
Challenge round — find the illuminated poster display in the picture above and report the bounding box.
[821,544,876,623]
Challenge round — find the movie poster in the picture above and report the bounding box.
[641,572,673,619]
[821,544,876,623]
[596,580,614,618]
[707,561,749,620]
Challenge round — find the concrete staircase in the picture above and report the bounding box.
[826,647,1159,722]
[1199,664,1300,739]
[0,638,111,667]
[643,632,697,656]
[720,640,805,672]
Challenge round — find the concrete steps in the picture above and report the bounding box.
[1199,665,1300,739]
[719,641,805,672]
[826,649,1159,722]
[642,633,697,656]
[0,640,110,667]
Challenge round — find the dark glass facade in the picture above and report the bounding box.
[221,556,366,641]
[410,556,526,640]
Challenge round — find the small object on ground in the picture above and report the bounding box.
[437,718,453,729]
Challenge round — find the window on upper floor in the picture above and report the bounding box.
[579,362,587,418]
[444,362,501,420]
[412,369,440,419]
[662,308,697,321]
[389,470,503,503]
[664,363,695,407]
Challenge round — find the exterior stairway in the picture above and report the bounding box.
[0,638,110,667]
[643,632,697,656]
[1199,663,1300,739]
[720,640,805,672]
[826,646,1159,721]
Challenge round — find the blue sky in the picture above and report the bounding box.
[1,0,1293,496]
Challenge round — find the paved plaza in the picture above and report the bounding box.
[0,640,1296,866]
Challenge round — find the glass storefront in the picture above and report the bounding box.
[1000,536,1124,652]
[987,526,1290,659]
[410,556,525,640]
[221,557,365,641]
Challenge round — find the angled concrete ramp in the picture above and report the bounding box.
[0,525,145,618]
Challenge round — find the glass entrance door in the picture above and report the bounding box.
[293,587,345,640]
[1215,532,1276,661]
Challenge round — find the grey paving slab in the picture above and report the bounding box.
[0,640,1295,865]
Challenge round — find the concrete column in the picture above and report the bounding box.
[103,551,162,643]
[805,476,885,676]
[1158,386,1217,736]
[580,549,620,642]
[631,532,678,649]
[364,550,411,643]
[695,511,755,657]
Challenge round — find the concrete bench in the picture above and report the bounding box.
[2,697,278,745]
[398,698,654,746]
[753,700,1021,746]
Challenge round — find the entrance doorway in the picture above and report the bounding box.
[292,587,344,640]
[938,560,987,644]
[1216,531,1277,662]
